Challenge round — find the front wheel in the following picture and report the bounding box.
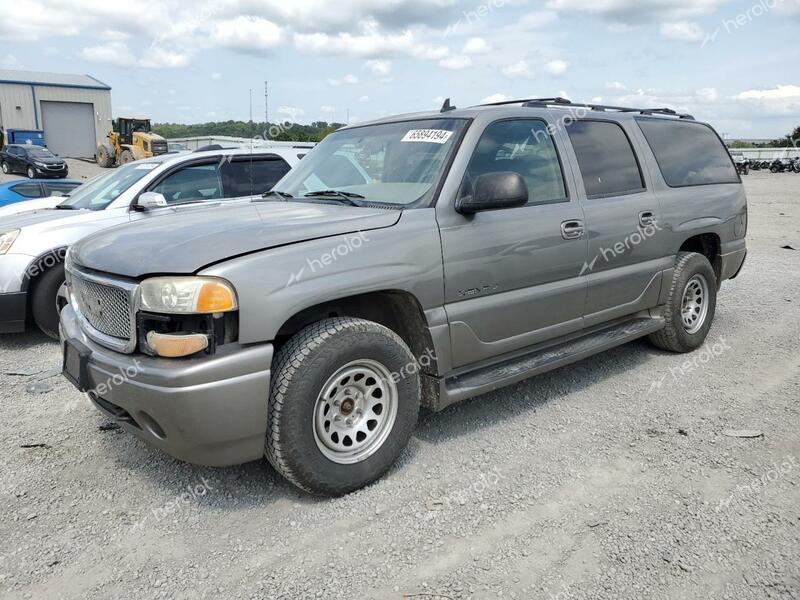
[27,166,36,179]
[1,161,8,174]
[266,318,420,496]
[31,263,66,339]
[649,252,717,353]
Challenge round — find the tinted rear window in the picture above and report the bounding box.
[636,118,739,186]
[221,157,292,197]
[566,120,645,198]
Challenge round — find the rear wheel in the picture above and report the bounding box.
[119,149,135,165]
[31,263,66,340]
[649,252,717,353]
[266,317,420,496]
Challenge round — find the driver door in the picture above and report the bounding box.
[438,118,589,368]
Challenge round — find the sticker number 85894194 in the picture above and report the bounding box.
[401,129,454,144]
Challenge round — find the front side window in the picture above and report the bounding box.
[221,157,292,198]
[464,119,567,206]
[59,162,160,210]
[566,120,645,199]
[636,118,739,187]
[150,163,223,205]
[274,118,468,207]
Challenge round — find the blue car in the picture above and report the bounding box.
[0,179,82,208]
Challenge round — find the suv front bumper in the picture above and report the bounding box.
[60,304,273,467]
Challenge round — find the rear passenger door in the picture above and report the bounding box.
[220,156,292,198]
[562,119,667,326]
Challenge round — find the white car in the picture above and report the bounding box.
[0,147,305,337]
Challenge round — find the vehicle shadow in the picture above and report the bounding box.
[93,338,658,511]
[0,330,59,353]
[415,338,658,445]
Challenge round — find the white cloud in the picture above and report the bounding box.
[278,106,305,120]
[481,93,512,103]
[660,21,705,42]
[211,72,222,80]
[320,105,336,113]
[359,95,370,102]
[607,81,626,90]
[546,0,726,24]
[295,27,447,60]
[515,10,559,29]
[0,55,23,70]
[736,85,800,114]
[544,59,569,76]
[80,41,189,68]
[327,78,342,87]
[463,37,490,54]
[364,59,392,76]
[502,60,532,78]
[439,54,472,69]
[210,16,282,54]
[343,73,359,84]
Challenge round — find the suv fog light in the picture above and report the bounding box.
[146,331,208,357]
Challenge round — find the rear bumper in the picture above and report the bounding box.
[60,305,273,467]
[0,292,27,333]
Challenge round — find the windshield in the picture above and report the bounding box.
[26,147,55,159]
[59,162,160,211]
[274,118,468,207]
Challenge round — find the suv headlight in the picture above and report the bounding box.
[0,230,20,254]
[139,276,238,314]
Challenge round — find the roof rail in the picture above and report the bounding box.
[476,97,695,120]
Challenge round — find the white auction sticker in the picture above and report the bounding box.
[134,163,160,170]
[401,129,454,144]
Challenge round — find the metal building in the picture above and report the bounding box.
[0,69,112,158]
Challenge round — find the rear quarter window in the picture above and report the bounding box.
[636,118,739,187]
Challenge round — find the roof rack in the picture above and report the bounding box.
[476,97,695,120]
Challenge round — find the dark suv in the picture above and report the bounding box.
[60,98,747,495]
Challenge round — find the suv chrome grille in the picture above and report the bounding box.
[67,265,138,353]
[71,277,132,339]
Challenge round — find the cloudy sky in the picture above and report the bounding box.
[1,0,799,137]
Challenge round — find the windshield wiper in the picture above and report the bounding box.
[260,190,293,201]
[304,190,366,206]
[55,204,78,210]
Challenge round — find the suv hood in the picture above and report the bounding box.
[71,201,401,278]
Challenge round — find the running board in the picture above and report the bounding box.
[439,317,665,409]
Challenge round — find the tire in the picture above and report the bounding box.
[266,317,421,496]
[1,161,8,174]
[742,164,749,175]
[96,144,116,168]
[649,252,717,353]
[119,149,135,165]
[27,166,35,179]
[31,262,65,340]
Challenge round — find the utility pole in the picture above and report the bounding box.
[265,81,269,126]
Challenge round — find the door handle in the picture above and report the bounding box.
[561,220,585,240]
[639,211,657,227]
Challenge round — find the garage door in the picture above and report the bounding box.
[40,101,97,158]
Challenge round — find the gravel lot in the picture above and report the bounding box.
[0,158,104,186]
[1,173,798,600]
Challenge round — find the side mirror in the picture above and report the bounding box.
[455,172,528,215]
[136,192,168,210]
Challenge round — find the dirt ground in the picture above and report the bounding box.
[0,172,798,600]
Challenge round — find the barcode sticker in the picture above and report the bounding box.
[401,129,454,144]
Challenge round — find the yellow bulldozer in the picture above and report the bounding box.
[95,117,169,168]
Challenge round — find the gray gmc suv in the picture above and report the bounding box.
[60,98,748,495]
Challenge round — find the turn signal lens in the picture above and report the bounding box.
[139,276,238,314]
[146,331,209,358]
[196,281,237,313]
